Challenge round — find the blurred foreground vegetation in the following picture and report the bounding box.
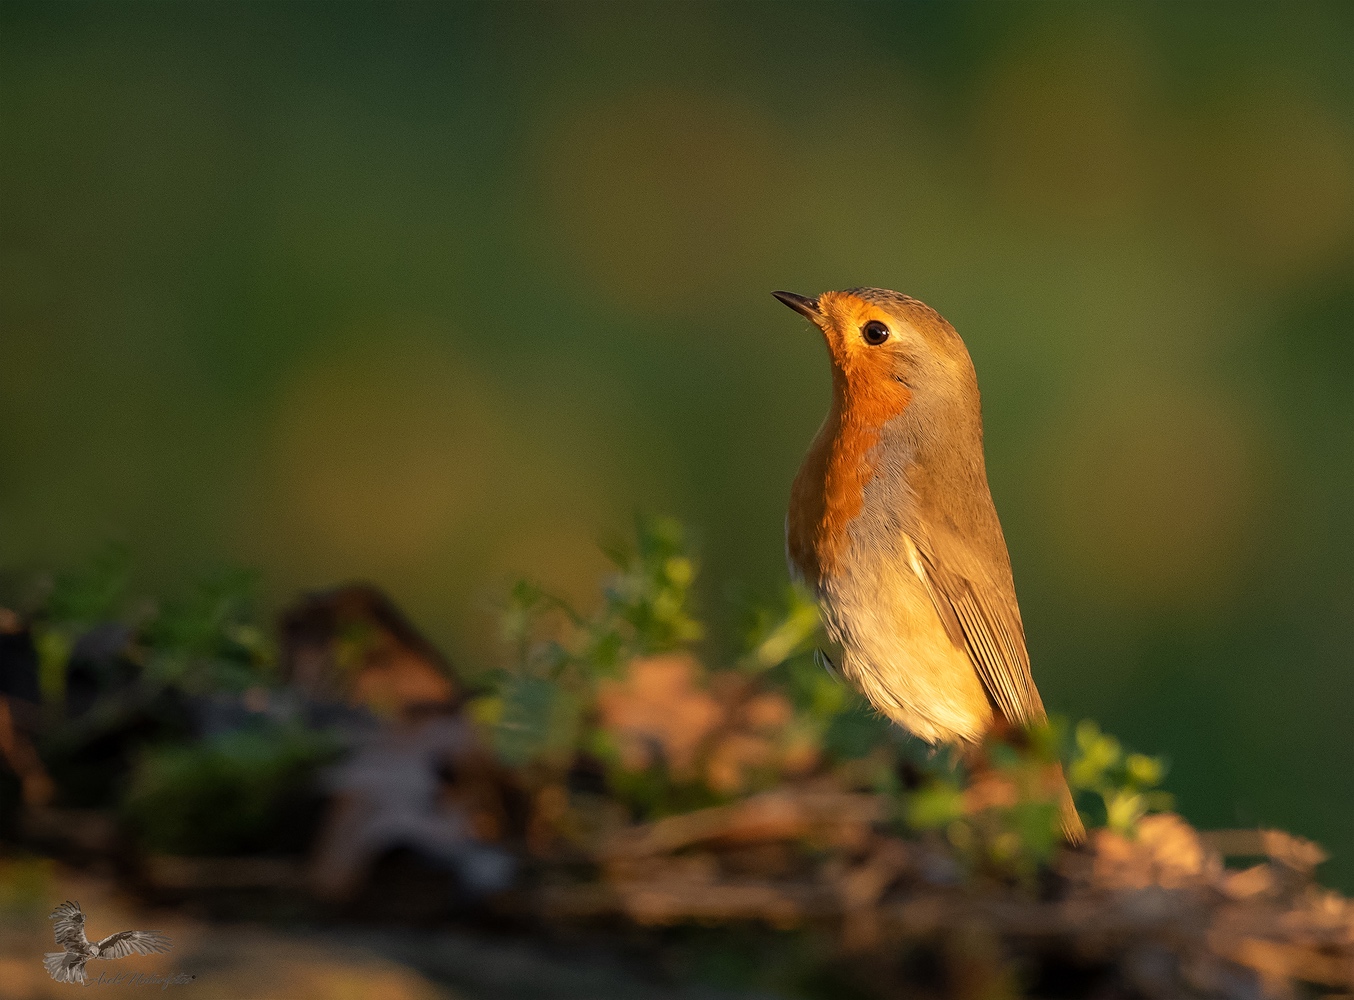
[4,521,1351,999]
[5,525,1348,1000]
[3,519,1170,871]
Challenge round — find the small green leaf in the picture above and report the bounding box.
[1126,753,1165,787]
[749,595,820,672]
[908,780,966,829]
[1105,790,1146,834]
[33,626,71,709]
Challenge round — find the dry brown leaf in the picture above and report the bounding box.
[595,653,725,780]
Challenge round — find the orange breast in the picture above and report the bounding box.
[789,367,911,585]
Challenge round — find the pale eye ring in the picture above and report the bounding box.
[862,320,890,346]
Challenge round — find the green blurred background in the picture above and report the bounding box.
[2,2,1351,886]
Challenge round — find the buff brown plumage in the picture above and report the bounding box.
[776,287,1084,842]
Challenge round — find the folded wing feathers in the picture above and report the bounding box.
[908,534,1085,842]
[990,599,1044,718]
[912,539,1046,727]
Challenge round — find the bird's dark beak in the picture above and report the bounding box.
[772,290,821,322]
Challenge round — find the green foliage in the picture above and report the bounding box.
[906,777,968,831]
[480,516,902,822]
[33,552,274,719]
[43,543,134,627]
[586,725,727,818]
[25,552,282,818]
[484,515,709,769]
[481,515,1179,855]
[139,567,274,695]
[601,515,705,655]
[492,673,585,770]
[905,724,1064,884]
[903,717,1175,883]
[740,583,821,673]
[122,724,341,855]
[24,522,1177,871]
[32,544,134,708]
[1068,720,1174,835]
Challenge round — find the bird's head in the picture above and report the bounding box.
[772,287,978,432]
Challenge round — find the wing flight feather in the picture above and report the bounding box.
[908,534,1046,727]
[49,900,87,949]
[95,930,173,959]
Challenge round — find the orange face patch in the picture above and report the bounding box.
[814,291,914,426]
[787,293,913,583]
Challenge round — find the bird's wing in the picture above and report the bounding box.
[95,930,173,959]
[44,950,88,985]
[49,900,88,949]
[906,532,1047,728]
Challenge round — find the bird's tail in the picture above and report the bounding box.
[44,951,87,985]
[1052,763,1086,845]
[961,734,1086,845]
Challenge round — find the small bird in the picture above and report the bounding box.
[774,287,1084,842]
[43,900,172,985]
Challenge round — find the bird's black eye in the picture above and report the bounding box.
[862,320,890,345]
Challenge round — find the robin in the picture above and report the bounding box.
[774,287,1084,842]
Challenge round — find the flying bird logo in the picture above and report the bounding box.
[43,901,172,985]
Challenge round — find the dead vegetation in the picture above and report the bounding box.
[537,794,1353,998]
[2,524,1352,998]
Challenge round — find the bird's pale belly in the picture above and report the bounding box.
[817,548,993,745]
